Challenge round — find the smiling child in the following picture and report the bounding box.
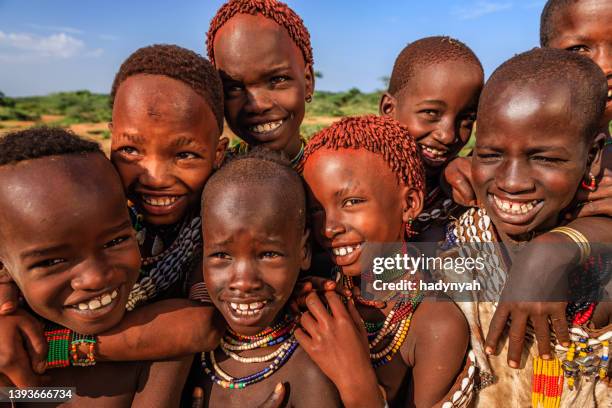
[380,36,484,240]
[206,0,314,164]
[189,149,340,407]
[300,115,473,408]
[0,128,191,407]
[441,48,611,407]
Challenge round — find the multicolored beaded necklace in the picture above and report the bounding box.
[340,273,423,368]
[44,323,96,368]
[126,203,202,310]
[202,313,299,389]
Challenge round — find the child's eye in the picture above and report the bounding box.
[225,84,244,94]
[566,45,589,53]
[117,146,140,156]
[209,252,230,260]
[271,76,289,85]
[261,251,282,259]
[176,152,199,160]
[343,198,365,207]
[104,235,131,249]
[31,258,66,269]
[476,152,501,161]
[419,109,440,120]
[532,156,566,163]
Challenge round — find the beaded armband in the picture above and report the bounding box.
[44,324,97,368]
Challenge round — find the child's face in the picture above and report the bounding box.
[381,61,482,175]
[0,155,141,335]
[546,0,612,125]
[472,84,596,240]
[110,74,226,226]
[213,13,314,157]
[303,148,423,276]
[202,185,309,336]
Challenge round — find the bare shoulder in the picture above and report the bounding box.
[285,347,341,408]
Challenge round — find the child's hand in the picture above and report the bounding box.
[486,301,569,368]
[0,280,20,315]
[444,156,477,207]
[484,232,576,368]
[572,167,612,218]
[0,309,48,387]
[289,277,351,314]
[294,292,385,408]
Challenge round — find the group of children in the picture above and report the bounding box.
[0,0,610,407]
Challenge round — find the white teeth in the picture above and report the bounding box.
[230,301,267,316]
[73,289,117,311]
[88,299,102,310]
[492,195,540,215]
[142,195,179,207]
[249,120,284,133]
[608,89,612,99]
[332,244,360,257]
[421,145,445,157]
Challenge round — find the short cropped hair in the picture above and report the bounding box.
[301,115,425,193]
[110,44,224,133]
[540,0,576,46]
[479,47,607,140]
[388,36,483,96]
[0,127,101,166]
[206,0,313,68]
[202,147,306,231]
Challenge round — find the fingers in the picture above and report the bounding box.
[191,386,204,408]
[551,310,570,347]
[19,319,47,374]
[304,292,330,324]
[485,306,510,355]
[506,314,528,369]
[298,311,318,337]
[0,282,19,315]
[345,298,368,339]
[574,198,612,218]
[293,327,312,349]
[532,316,552,359]
[258,383,286,408]
[324,291,349,319]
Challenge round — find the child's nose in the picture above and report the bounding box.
[244,88,274,115]
[228,259,264,293]
[323,211,346,239]
[497,160,535,194]
[138,157,174,189]
[432,120,457,146]
[70,258,114,292]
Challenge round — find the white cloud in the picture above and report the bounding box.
[0,30,85,58]
[454,1,513,20]
[26,23,83,35]
[85,48,104,58]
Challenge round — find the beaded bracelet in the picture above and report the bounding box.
[44,324,97,368]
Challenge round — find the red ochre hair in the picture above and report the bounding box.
[206,0,313,67]
[301,115,425,193]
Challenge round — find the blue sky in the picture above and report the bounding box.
[0,0,545,96]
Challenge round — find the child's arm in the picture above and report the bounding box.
[94,299,223,361]
[486,216,612,368]
[131,355,193,408]
[295,292,385,408]
[409,300,469,408]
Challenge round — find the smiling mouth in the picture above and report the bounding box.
[249,119,285,134]
[420,144,448,161]
[329,243,363,269]
[229,300,268,316]
[142,195,181,207]
[68,288,119,312]
[607,88,612,103]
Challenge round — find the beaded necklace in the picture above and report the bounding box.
[202,313,299,389]
[126,203,202,310]
[339,272,423,368]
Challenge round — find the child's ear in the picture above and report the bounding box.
[586,132,607,176]
[400,186,424,224]
[214,137,229,169]
[299,228,312,271]
[304,63,315,103]
[379,92,397,118]
[108,122,113,132]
